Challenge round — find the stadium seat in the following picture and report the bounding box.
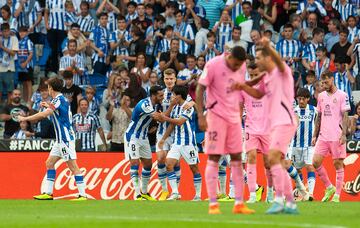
[89,73,107,86]
[353,91,360,105]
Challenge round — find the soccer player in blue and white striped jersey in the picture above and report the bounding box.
[76,2,95,37]
[124,85,164,200]
[19,77,87,201]
[173,10,195,54]
[73,99,107,151]
[158,85,201,201]
[302,28,324,72]
[59,39,85,86]
[276,23,303,69]
[288,88,317,200]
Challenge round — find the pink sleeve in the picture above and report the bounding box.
[341,94,351,113]
[316,96,322,113]
[198,62,213,87]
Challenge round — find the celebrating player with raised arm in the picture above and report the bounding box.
[124,85,164,200]
[158,85,201,201]
[232,37,299,214]
[18,76,87,201]
[312,70,350,203]
[196,46,255,215]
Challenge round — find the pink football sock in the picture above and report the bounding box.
[266,168,273,188]
[271,164,284,198]
[231,160,244,203]
[316,165,332,188]
[283,168,295,203]
[336,168,344,195]
[247,164,257,193]
[205,160,219,204]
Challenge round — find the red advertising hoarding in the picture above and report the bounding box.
[0,152,359,201]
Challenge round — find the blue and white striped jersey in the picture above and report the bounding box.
[126,97,156,141]
[201,43,218,62]
[107,11,117,33]
[225,0,252,22]
[333,2,357,21]
[46,0,67,31]
[292,104,317,148]
[215,22,232,53]
[18,36,33,71]
[77,14,94,35]
[125,12,138,22]
[174,22,194,54]
[65,11,78,28]
[348,26,360,43]
[157,88,173,136]
[49,94,75,143]
[145,25,161,56]
[315,57,330,79]
[109,29,132,60]
[171,102,196,146]
[334,71,353,101]
[296,1,326,28]
[353,43,360,76]
[89,25,110,63]
[157,38,171,55]
[276,39,302,67]
[15,0,42,33]
[88,97,100,115]
[177,68,202,81]
[59,54,85,86]
[302,42,322,63]
[73,112,101,150]
[12,130,28,139]
[304,84,315,97]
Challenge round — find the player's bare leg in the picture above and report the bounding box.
[305,164,316,201]
[313,154,336,202]
[67,160,87,200]
[230,153,255,214]
[140,158,155,200]
[189,164,202,201]
[332,158,344,202]
[263,154,274,203]
[157,150,169,200]
[246,149,257,203]
[34,156,61,200]
[166,158,180,200]
[284,160,309,200]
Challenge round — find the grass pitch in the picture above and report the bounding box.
[0,200,359,228]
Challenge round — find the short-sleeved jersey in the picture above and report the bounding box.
[48,94,75,143]
[317,89,350,141]
[125,97,155,141]
[199,54,246,123]
[261,64,296,128]
[171,102,196,146]
[292,104,317,148]
[73,112,101,150]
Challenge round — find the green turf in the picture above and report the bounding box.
[0,200,359,228]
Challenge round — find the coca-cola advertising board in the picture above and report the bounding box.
[0,152,359,201]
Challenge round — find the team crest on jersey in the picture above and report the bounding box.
[333,98,337,103]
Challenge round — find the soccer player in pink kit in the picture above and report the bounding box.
[239,61,273,204]
[196,46,255,215]
[232,37,298,214]
[312,70,350,203]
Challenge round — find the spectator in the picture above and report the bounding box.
[29,78,49,113]
[184,0,206,26]
[73,99,107,151]
[333,56,355,109]
[258,0,277,33]
[11,120,33,139]
[303,70,316,98]
[159,38,186,73]
[127,25,147,70]
[173,10,195,55]
[225,0,244,23]
[64,1,77,30]
[213,9,233,53]
[249,29,262,57]
[347,16,360,43]
[0,5,18,34]
[0,89,29,138]
[161,1,176,27]
[273,0,290,32]
[106,95,132,152]
[62,23,88,57]
[144,71,159,95]
[131,53,151,90]
[196,55,206,70]
[44,0,67,76]
[296,0,326,29]
[96,0,120,33]
[333,0,357,22]
[330,27,351,63]
[314,46,335,79]
[303,12,318,41]
[302,27,325,72]
[89,12,110,76]
[157,25,173,59]
[177,55,202,86]
[351,102,360,140]
[102,72,124,110]
[76,1,95,37]
[324,18,340,52]
[224,26,248,51]
[17,26,34,104]
[124,73,147,108]
[320,0,341,33]
[198,0,225,29]
[61,70,83,115]
[241,2,263,33]
[200,31,221,62]
[347,37,360,88]
[144,15,165,67]
[59,39,85,86]
[85,86,99,116]
[29,105,56,139]
[279,13,302,41]
[110,15,132,69]
[125,1,138,26]
[0,23,19,102]
[132,3,153,36]
[194,18,209,57]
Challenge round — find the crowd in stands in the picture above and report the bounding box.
[1,0,360,151]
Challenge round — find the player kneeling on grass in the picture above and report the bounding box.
[287,88,317,201]
[158,85,202,201]
[18,76,87,201]
[124,85,164,200]
[312,71,350,203]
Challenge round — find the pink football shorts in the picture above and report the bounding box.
[205,111,243,155]
[245,133,270,154]
[269,124,297,155]
[314,140,346,159]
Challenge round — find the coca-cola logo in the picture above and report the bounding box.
[41,160,162,200]
[344,173,360,195]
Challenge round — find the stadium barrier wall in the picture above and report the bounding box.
[0,152,359,201]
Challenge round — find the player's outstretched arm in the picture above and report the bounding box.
[18,108,53,122]
[231,83,265,99]
[245,72,266,87]
[311,112,321,146]
[261,37,285,72]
